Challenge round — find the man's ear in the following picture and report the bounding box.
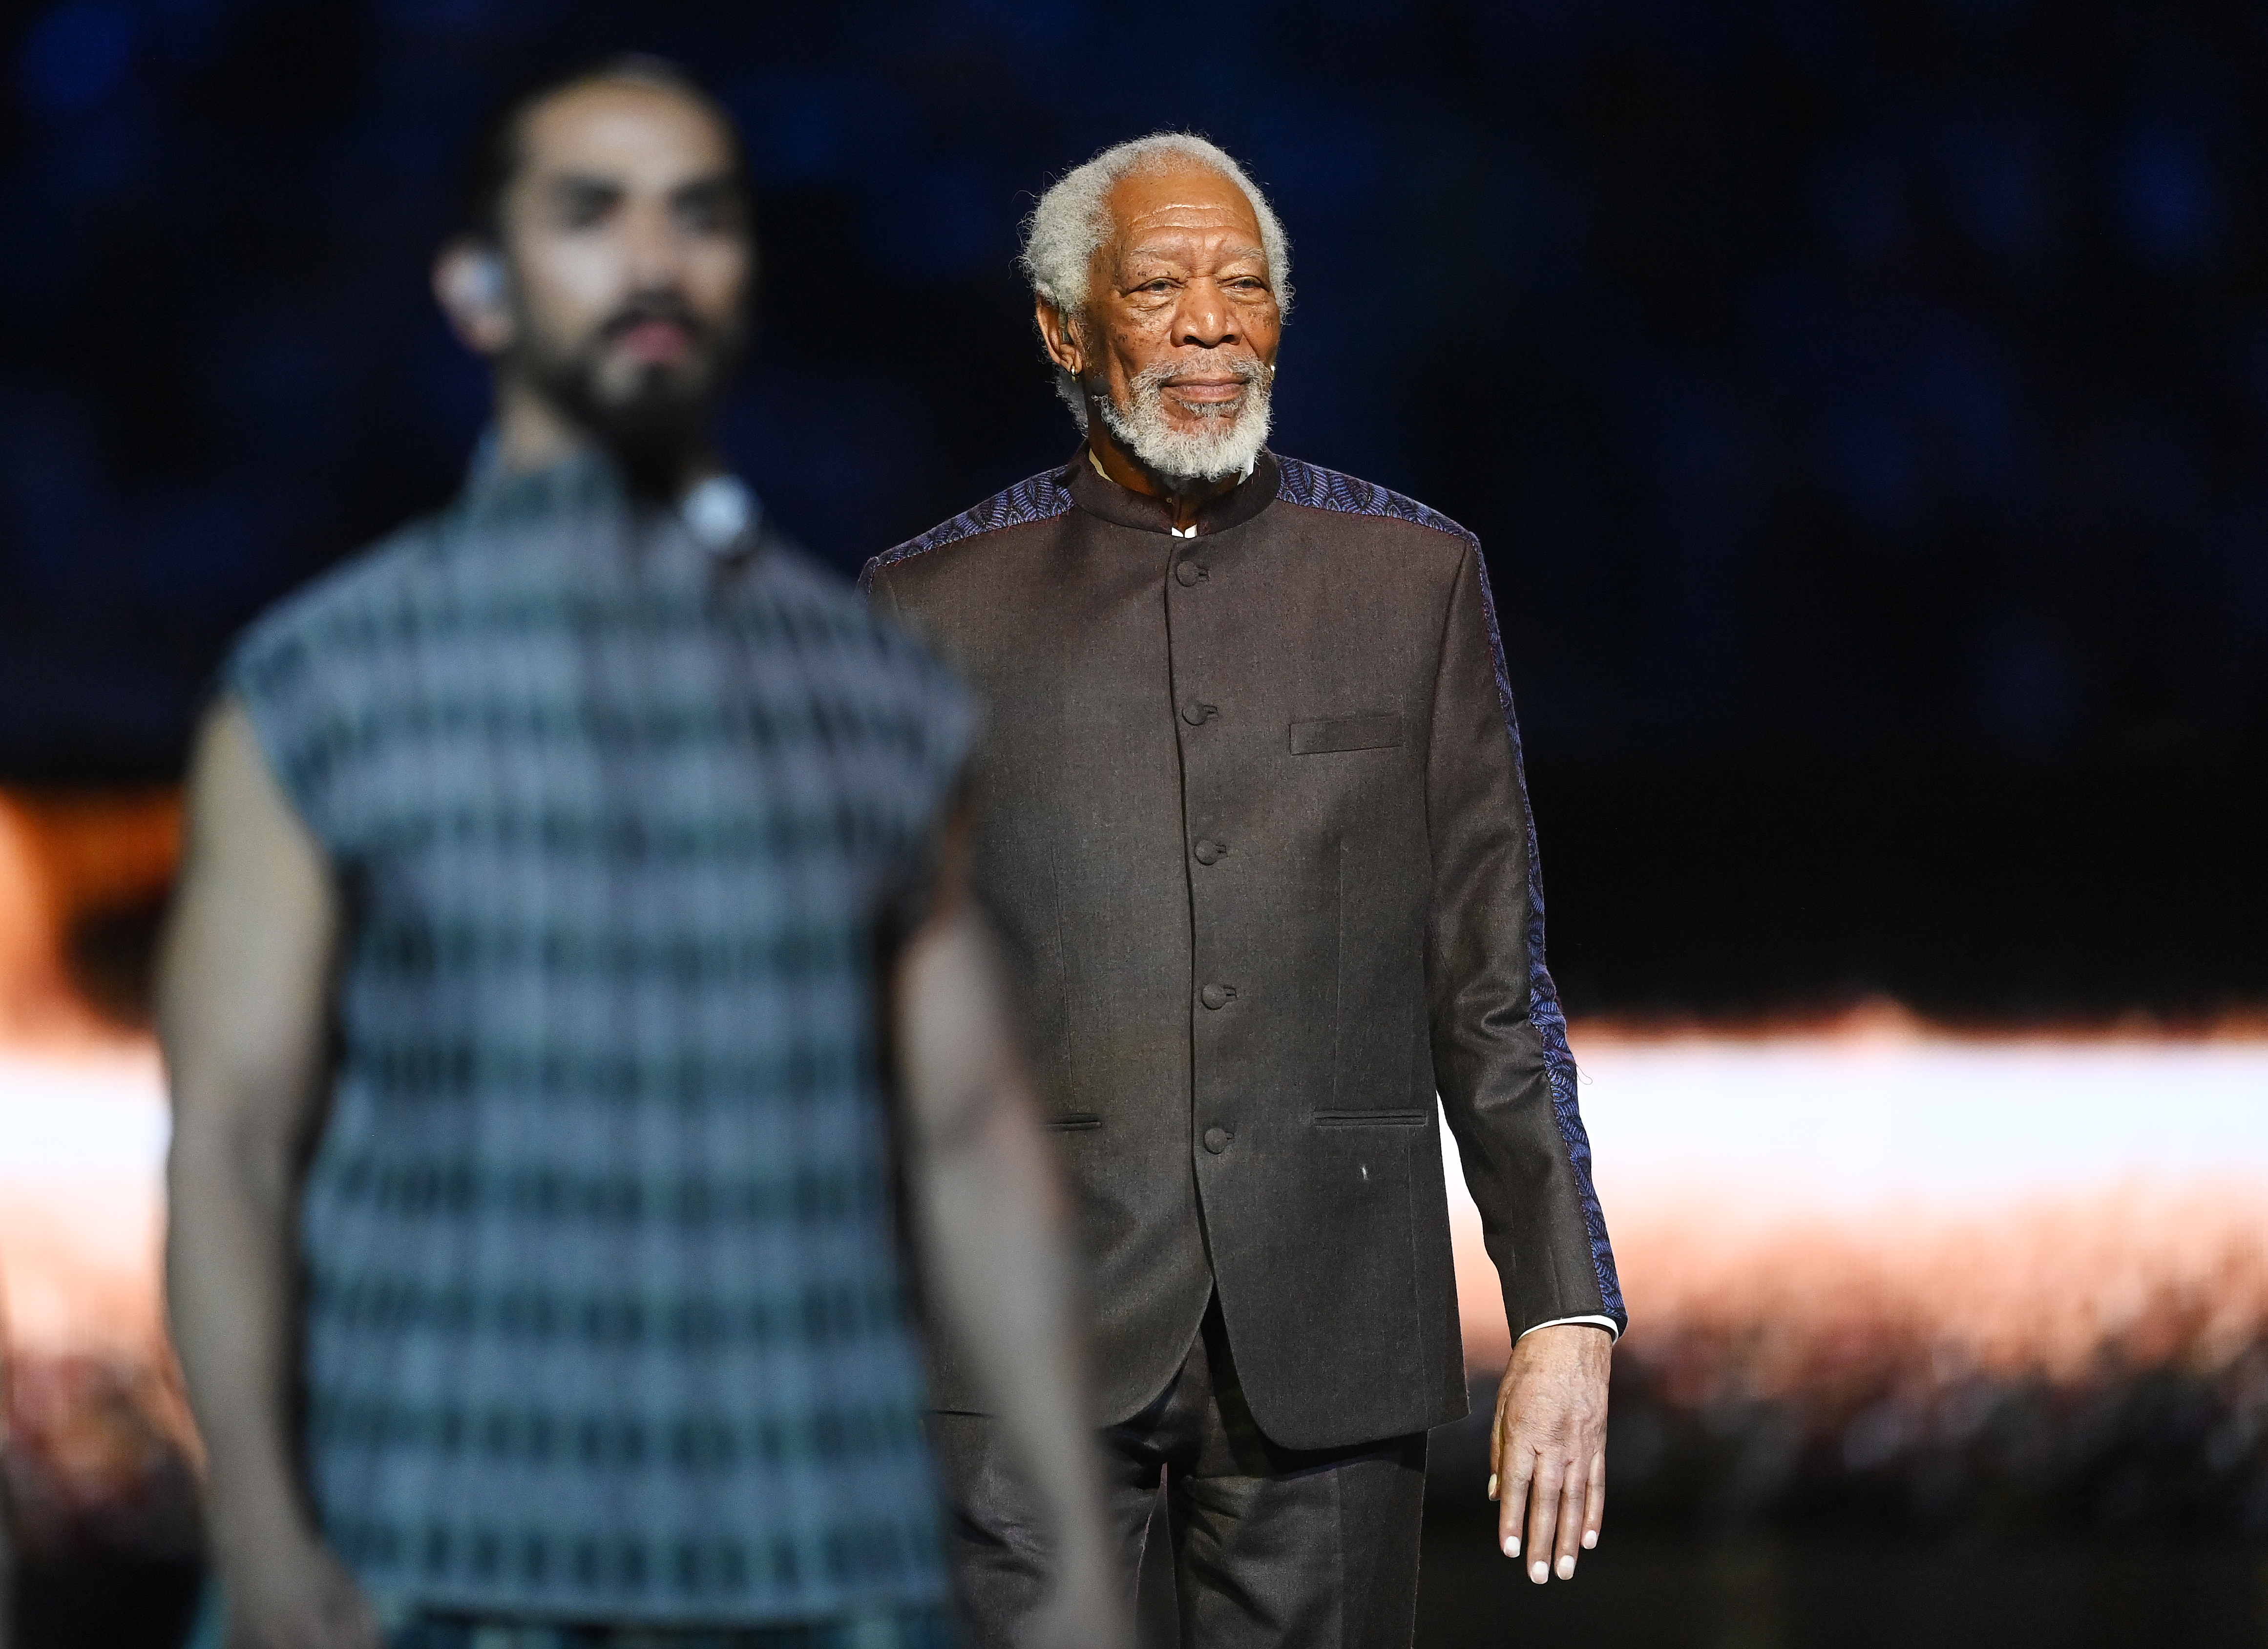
[1035,298,1087,380]
[434,237,515,357]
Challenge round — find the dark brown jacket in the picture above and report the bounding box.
[864,450,1624,1450]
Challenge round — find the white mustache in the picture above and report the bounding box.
[1128,355,1270,398]
[1098,352,1274,483]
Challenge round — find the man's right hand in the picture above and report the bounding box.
[1489,1322,1611,1584]
[220,1526,385,1649]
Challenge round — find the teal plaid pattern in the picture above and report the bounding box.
[387,1602,959,1648]
[228,456,971,1626]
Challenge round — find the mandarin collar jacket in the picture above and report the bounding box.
[864,448,1624,1448]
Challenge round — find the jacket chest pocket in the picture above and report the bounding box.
[1290,712,1402,755]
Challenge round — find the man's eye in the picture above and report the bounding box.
[674,190,745,236]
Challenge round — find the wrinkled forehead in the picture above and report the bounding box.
[1102,161,1266,257]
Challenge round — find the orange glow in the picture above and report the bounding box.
[3,800,2265,1545]
[1457,1181,2268,1388]
[0,786,180,1049]
[1,791,196,1552]
[0,1161,165,1360]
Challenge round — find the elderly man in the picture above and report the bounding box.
[862,134,1625,1647]
[162,59,1123,1649]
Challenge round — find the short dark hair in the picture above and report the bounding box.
[456,53,751,244]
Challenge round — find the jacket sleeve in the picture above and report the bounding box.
[1425,540,1627,1340]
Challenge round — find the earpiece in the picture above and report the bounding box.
[463,251,506,309]
[434,243,514,353]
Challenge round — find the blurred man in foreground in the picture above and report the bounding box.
[865,134,1624,1646]
[162,58,1121,1649]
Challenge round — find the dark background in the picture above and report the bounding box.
[3,0,2263,1021]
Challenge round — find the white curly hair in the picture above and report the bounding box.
[1019,132,1292,428]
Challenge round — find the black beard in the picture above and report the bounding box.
[519,298,742,499]
[549,366,713,499]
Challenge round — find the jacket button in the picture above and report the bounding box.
[1192,838,1226,865]
[1199,982,1236,1010]
[1203,1126,1230,1154]
[1180,699,1217,726]
[1175,560,1207,587]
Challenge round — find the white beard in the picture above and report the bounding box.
[1095,359,1273,484]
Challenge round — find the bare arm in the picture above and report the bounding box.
[159,698,380,1649]
[890,817,1128,1649]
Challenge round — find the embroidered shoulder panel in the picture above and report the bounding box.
[1272,454,1481,542]
[860,464,1077,591]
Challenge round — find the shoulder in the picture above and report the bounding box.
[219,509,465,845]
[227,512,454,697]
[1269,454,1482,566]
[756,532,973,724]
[859,461,1080,591]
[759,533,947,673]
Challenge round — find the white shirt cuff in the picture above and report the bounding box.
[1517,1313,1621,1342]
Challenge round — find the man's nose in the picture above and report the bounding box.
[624,201,691,290]
[1174,282,1238,348]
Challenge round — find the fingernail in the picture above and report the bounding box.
[1486,1473,1498,1499]
[1582,1529,1597,1549]
[1530,1560,1548,1584]
[1503,1535,1519,1557]
[1557,1555,1575,1579]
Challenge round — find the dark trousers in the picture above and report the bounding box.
[929,1297,1427,1649]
